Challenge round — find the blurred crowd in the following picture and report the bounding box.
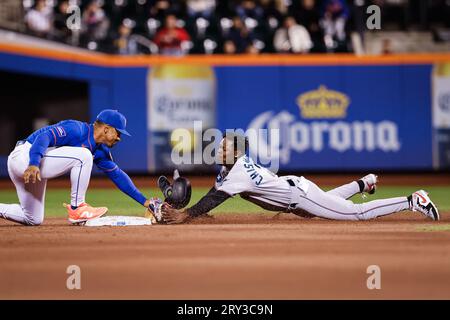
[22,0,450,55]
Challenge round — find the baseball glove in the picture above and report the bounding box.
[145,197,163,223]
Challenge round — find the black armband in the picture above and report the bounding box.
[187,187,231,217]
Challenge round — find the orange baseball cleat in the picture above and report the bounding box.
[64,203,108,224]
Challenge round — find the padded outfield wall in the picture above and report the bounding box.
[0,43,449,175]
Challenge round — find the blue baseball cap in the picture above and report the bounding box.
[96,109,131,136]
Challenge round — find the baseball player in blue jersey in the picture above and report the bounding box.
[0,109,161,225]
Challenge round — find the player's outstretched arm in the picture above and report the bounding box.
[162,187,230,224]
[102,166,148,205]
[94,148,154,208]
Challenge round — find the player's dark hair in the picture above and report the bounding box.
[223,131,249,156]
[94,120,105,126]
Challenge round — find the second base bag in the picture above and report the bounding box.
[84,216,153,227]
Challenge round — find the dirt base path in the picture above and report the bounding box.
[1,213,449,299]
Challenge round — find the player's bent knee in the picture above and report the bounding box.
[23,216,44,226]
[77,148,94,166]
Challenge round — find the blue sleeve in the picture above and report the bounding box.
[28,122,80,167]
[95,153,147,205]
[105,167,147,205]
[28,131,53,166]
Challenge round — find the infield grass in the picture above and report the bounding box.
[0,186,449,218]
[417,225,450,232]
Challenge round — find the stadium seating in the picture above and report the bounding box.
[9,0,450,55]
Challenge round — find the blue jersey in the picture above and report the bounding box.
[25,120,147,205]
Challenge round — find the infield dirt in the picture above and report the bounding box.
[1,213,449,299]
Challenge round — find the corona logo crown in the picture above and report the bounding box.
[297,85,350,119]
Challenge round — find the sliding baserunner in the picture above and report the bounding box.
[161,132,439,224]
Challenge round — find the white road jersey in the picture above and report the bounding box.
[214,156,310,211]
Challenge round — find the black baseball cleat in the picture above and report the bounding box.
[410,190,440,221]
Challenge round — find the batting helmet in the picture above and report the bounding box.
[157,170,192,209]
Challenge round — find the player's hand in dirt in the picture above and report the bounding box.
[23,166,41,184]
[161,202,190,224]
